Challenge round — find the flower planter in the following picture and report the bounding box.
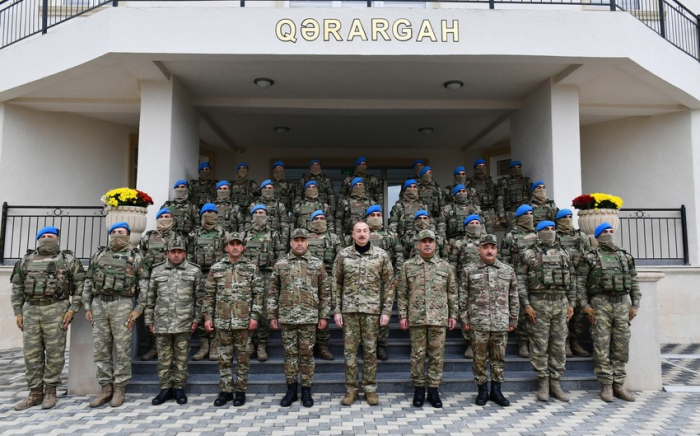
[105,205,148,248]
[577,208,620,237]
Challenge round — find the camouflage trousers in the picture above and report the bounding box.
[156,332,191,389]
[316,325,330,347]
[504,210,517,231]
[282,323,316,387]
[377,288,397,349]
[343,313,379,393]
[567,304,589,340]
[196,271,215,341]
[527,295,568,380]
[22,300,70,389]
[92,296,134,387]
[253,271,271,347]
[409,326,446,387]
[217,328,251,392]
[515,307,529,342]
[482,209,496,235]
[470,329,508,385]
[590,295,631,385]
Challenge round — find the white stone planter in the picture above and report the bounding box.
[577,208,620,237]
[105,205,148,248]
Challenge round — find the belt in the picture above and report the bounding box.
[96,294,132,302]
[26,298,63,306]
[530,293,565,301]
[596,294,627,303]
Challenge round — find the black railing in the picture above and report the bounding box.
[618,205,689,265]
[0,0,698,62]
[0,203,108,264]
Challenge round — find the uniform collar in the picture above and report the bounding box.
[477,259,500,268]
[419,255,438,264]
[165,260,188,270]
[287,251,313,260]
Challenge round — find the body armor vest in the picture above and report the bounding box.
[194,231,223,269]
[532,201,556,223]
[504,177,529,209]
[245,234,273,269]
[23,253,71,298]
[93,250,137,297]
[591,250,632,295]
[447,206,478,238]
[307,235,335,268]
[215,201,237,232]
[528,251,571,290]
[190,180,213,207]
[169,203,194,235]
[473,178,495,209]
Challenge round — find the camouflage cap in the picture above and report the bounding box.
[417,229,436,241]
[290,228,309,239]
[480,234,498,246]
[225,232,245,244]
[167,237,187,251]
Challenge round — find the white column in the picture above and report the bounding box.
[690,109,700,265]
[510,80,582,215]
[627,271,664,390]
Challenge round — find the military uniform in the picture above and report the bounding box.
[370,226,404,357]
[340,173,383,205]
[443,201,482,249]
[418,179,443,219]
[271,176,297,211]
[189,177,216,209]
[335,195,376,240]
[294,200,335,234]
[307,230,343,355]
[529,198,559,226]
[558,227,592,353]
[213,199,244,234]
[246,198,290,245]
[468,174,498,234]
[442,181,478,206]
[389,197,429,242]
[496,174,532,229]
[402,225,448,261]
[332,244,394,396]
[229,176,260,213]
[160,199,198,237]
[451,234,481,354]
[299,172,336,213]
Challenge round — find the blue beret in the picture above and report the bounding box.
[36,226,59,240]
[351,177,364,188]
[108,222,130,235]
[156,208,171,219]
[473,159,486,168]
[536,221,556,232]
[531,180,545,192]
[453,166,466,175]
[515,204,533,217]
[198,162,211,171]
[200,203,218,216]
[310,210,325,221]
[173,179,188,188]
[251,204,268,215]
[260,179,273,189]
[412,159,425,168]
[237,163,248,171]
[309,159,321,167]
[595,222,613,238]
[272,160,285,168]
[355,156,367,166]
[556,209,573,220]
[509,160,522,168]
[216,180,230,189]
[305,180,318,189]
[463,215,481,225]
[403,179,418,189]
[365,205,382,216]
[414,210,429,220]
[452,184,466,196]
[419,166,432,177]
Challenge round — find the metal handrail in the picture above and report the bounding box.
[618,205,689,265]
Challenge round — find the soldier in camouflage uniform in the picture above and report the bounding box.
[417,166,444,219]
[139,208,179,361]
[11,226,85,411]
[271,160,297,211]
[336,178,377,243]
[307,210,343,360]
[528,181,559,226]
[84,222,149,408]
[366,205,404,361]
[450,215,484,359]
[247,179,290,245]
[189,162,216,209]
[188,203,227,361]
[468,159,498,234]
[402,211,448,261]
[333,221,395,406]
[213,180,244,233]
[299,159,336,214]
[442,166,478,205]
[244,204,286,361]
[461,234,518,407]
[229,163,260,215]
[293,181,335,234]
[578,223,641,403]
[269,228,331,408]
[555,209,591,358]
[443,184,482,251]
[339,156,383,205]
[203,232,263,408]
[160,180,199,237]
[390,179,429,242]
[496,160,532,230]
[517,221,575,403]
[398,229,458,408]
[399,160,426,198]
[500,204,537,358]
[144,236,202,406]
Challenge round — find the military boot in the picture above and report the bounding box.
[377,346,388,361]
[536,377,550,402]
[209,338,219,361]
[174,389,187,405]
[89,384,113,408]
[340,390,358,406]
[193,338,209,361]
[140,348,158,361]
[213,391,233,407]
[489,382,510,407]
[549,379,570,402]
[152,388,174,405]
[317,345,334,361]
[14,388,43,411]
[565,341,573,357]
[464,345,474,359]
[301,386,314,407]
[570,338,590,357]
[412,386,425,407]
[475,383,489,406]
[427,387,442,408]
[613,383,636,402]
[600,384,614,402]
[256,344,268,362]
[41,386,57,409]
[280,382,298,407]
[518,339,529,358]
[364,392,379,406]
[233,391,246,407]
[110,385,126,407]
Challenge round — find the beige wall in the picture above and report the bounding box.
[0,266,23,349]
[652,266,700,344]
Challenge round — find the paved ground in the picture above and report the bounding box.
[1,346,700,436]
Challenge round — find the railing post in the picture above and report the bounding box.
[696,15,700,60]
[367,0,372,7]
[489,0,495,9]
[41,0,49,34]
[658,0,666,38]
[113,0,119,6]
[240,0,245,6]
[610,0,616,11]
[0,202,8,263]
[681,204,690,265]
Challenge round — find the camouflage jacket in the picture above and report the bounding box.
[245,198,290,244]
[213,199,244,233]
[140,229,178,272]
[268,251,331,324]
[307,231,343,272]
[299,173,336,212]
[389,198,430,240]
[496,175,532,216]
[229,177,260,210]
[418,180,444,218]
[144,259,202,333]
[528,198,559,226]
[11,249,85,316]
[442,181,479,206]
[160,199,199,237]
[576,246,641,308]
[293,199,335,234]
[442,202,482,240]
[468,175,498,210]
[271,177,297,210]
[397,255,458,327]
[332,244,395,316]
[202,257,263,330]
[500,228,537,268]
[460,259,519,331]
[451,235,481,283]
[401,227,448,261]
[188,177,216,208]
[243,227,286,271]
[336,195,376,236]
[83,247,149,312]
[187,226,227,271]
[339,172,384,205]
[557,229,591,270]
[369,228,405,274]
[517,242,576,308]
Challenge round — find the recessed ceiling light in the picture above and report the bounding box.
[443,80,463,91]
[274,126,289,133]
[419,127,434,134]
[254,78,274,88]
